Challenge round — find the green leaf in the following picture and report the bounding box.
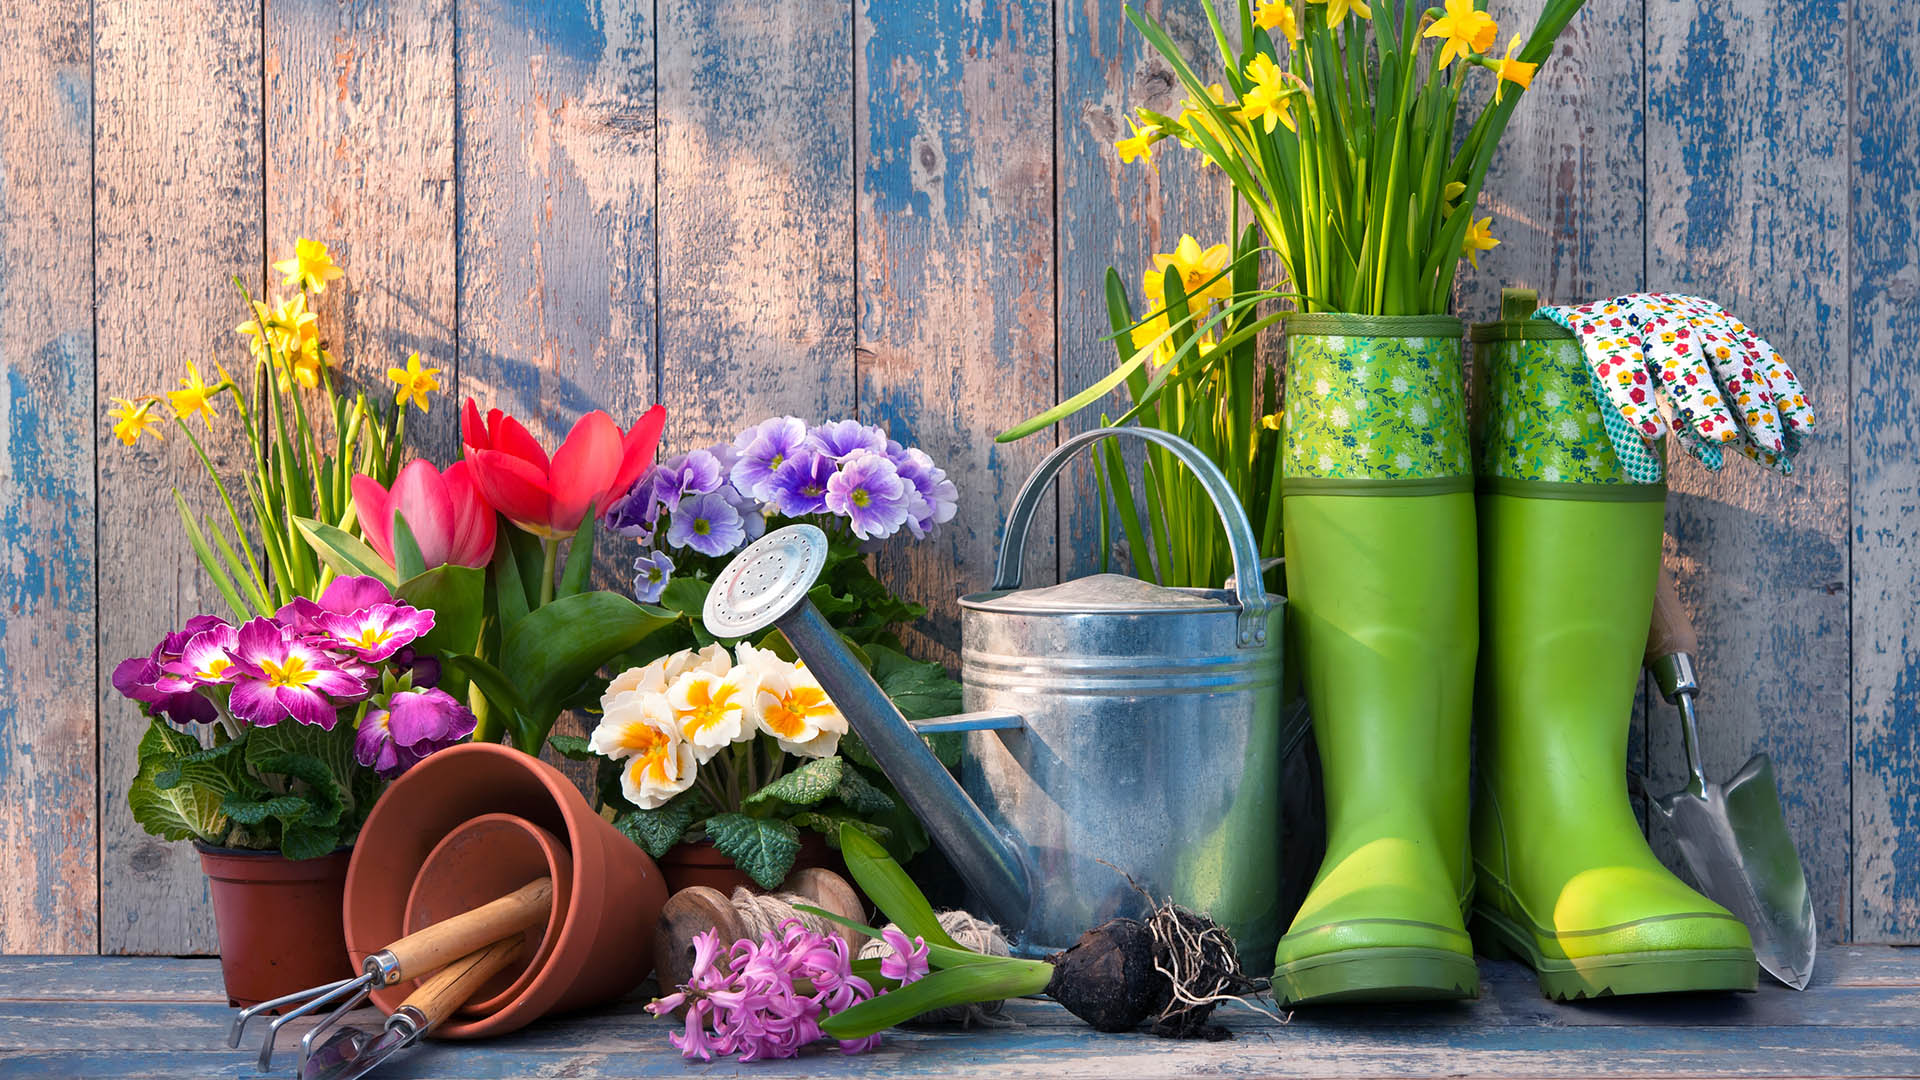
[127,718,233,843]
[705,813,802,890]
[557,505,597,599]
[789,809,890,848]
[835,767,896,815]
[245,723,356,835]
[175,492,251,622]
[397,563,486,662]
[546,734,595,762]
[295,516,398,587]
[658,577,711,619]
[499,591,678,748]
[835,824,963,951]
[444,652,530,720]
[613,792,705,859]
[489,522,531,639]
[868,645,961,722]
[820,960,1055,1039]
[390,512,428,582]
[744,756,844,810]
[222,793,311,826]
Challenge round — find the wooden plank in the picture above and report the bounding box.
[0,0,97,956]
[855,0,1057,657]
[1055,0,1227,580]
[1849,0,1920,945]
[655,0,855,451]
[455,0,658,448]
[1644,0,1852,943]
[7,1013,1920,1078]
[91,0,265,956]
[0,958,226,1002]
[266,0,459,458]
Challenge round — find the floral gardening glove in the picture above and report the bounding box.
[1535,293,1814,483]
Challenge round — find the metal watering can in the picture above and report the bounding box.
[702,427,1289,965]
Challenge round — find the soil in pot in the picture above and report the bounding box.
[196,843,354,1010]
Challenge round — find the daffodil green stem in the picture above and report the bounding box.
[171,416,266,600]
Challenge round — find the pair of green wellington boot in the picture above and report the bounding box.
[1271,309,1758,1005]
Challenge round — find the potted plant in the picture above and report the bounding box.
[551,416,965,891]
[105,239,500,1006]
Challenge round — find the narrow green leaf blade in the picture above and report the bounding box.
[294,516,398,588]
[836,824,963,951]
[390,512,428,582]
[820,960,1055,1039]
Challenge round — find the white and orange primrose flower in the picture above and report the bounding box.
[667,666,758,763]
[738,644,849,759]
[601,644,734,714]
[590,692,697,810]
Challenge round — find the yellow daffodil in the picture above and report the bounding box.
[1309,0,1371,25]
[1424,0,1497,68]
[1241,53,1295,133]
[1443,180,1467,202]
[1115,116,1160,165]
[1463,216,1500,268]
[387,352,442,413]
[273,237,344,294]
[1255,0,1299,42]
[1494,34,1538,102]
[1178,83,1242,165]
[1147,235,1234,305]
[166,361,220,425]
[109,397,164,446]
[1260,412,1284,431]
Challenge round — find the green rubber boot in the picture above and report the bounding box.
[1468,309,1757,1001]
[1272,315,1480,1005]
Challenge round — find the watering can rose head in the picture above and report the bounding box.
[460,398,667,538]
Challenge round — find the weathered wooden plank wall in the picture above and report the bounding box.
[0,0,1912,953]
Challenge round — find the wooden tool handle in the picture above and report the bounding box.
[401,936,527,1032]
[1645,566,1700,665]
[384,877,551,982]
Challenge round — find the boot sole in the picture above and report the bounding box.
[1473,909,1757,1000]
[1272,946,1480,1005]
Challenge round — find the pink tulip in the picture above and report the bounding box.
[352,459,497,570]
[461,398,667,538]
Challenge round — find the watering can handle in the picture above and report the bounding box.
[992,426,1273,647]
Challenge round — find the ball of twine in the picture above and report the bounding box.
[860,910,1018,1028]
[728,886,846,943]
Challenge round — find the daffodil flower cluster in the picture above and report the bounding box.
[1109,0,1577,315]
[589,643,849,811]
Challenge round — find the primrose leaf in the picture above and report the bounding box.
[613,793,705,860]
[127,718,232,844]
[790,810,890,848]
[835,767,896,815]
[705,813,801,891]
[546,734,596,762]
[744,756,843,810]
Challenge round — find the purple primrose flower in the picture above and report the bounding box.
[824,449,911,540]
[632,549,676,604]
[159,622,243,691]
[606,465,667,540]
[766,449,836,517]
[355,686,477,779]
[226,617,369,730]
[666,491,747,557]
[891,446,958,538]
[729,416,808,502]
[806,419,888,462]
[655,449,727,506]
[110,615,231,725]
[316,603,436,663]
[276,575,394,633]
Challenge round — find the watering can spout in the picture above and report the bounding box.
[701,526,1033,931]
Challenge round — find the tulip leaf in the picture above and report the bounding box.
[557,504,597,599]
[443,653,530,721]
[500,591,678,722]
[489,529,530,639]
[504,525,546,611]
[835,824,964,952]
[820,960,1056,1039]
[295,516,398,588]
[398,564,485,662]
[390,511,428,582]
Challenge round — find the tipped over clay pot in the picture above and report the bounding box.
[343,742,668,1039]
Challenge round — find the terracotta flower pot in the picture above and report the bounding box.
[343,742,667,1040]
[195,843,354,1009]
[658,831,841,896]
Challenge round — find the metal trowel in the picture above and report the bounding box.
[302,935,526,1080]
[1644,568,1817,990]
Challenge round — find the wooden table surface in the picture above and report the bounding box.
[2,948,1918,1079]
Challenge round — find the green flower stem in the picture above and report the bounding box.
[538,537,558,608]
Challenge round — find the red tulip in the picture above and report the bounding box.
[353,459,497,570]
[460,399,667,538]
